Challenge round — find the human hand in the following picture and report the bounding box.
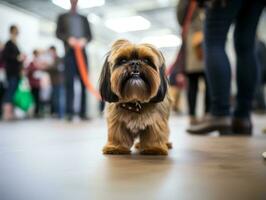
[17,53,26,62]
[78,38,87,48]
[68,37,78,47]
[175,73,186,88]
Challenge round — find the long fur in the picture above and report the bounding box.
[99,40,171,155]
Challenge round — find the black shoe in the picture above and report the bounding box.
[232,117,252,135]
[186,115,232,135]
[80,115,91,121]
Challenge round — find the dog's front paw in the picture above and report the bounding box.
[140,146,168,155]
[135,142,172,150]
[103,144,131,155]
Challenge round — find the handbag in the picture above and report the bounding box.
[13,76,34,112]
[168,0,197,86]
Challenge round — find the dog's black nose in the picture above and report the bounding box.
[129,60,140,72]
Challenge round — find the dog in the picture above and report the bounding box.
[99,39,172,155]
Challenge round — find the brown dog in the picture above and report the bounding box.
[99,39,171,155]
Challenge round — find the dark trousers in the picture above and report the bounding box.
[64,49,87,117]
[0,82,5,116]
[204,0,264,117]
[187,72,210,116]
[3,76,19,104]
[31,87,40,116]
[51,84,65,118]
[254,82,266,111]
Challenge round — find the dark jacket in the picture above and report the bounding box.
[2,40,22,77]
[56,12,93,52]
[46,56,64,85]
[26,61,40,89]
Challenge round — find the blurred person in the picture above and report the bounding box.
[168,60,186,114]
[188,0,265,135]
[56,0,93,121]
[0,41,5,118]
[2,25,25,120]
[26,50,42,118]
[253,38,266,113]
[99,100,105,114]
[45,46,65,118]
[177,0,210,125]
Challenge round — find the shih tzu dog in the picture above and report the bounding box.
[99,39,171,155]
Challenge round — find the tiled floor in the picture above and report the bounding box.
[0,115,266,200]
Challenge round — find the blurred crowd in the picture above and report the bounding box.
[0,0,94,122]
[169,0,266,135]
[0,25,65,120]
[0,0,265,136]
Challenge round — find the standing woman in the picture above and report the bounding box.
[188,0,265,135]
[177,0,210,126]
[2,25,24,120]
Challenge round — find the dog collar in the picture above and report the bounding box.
[119,101,145,113]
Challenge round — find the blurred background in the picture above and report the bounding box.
[0,1,266,200]
[0,0,266,117]
[0,0,181,118]
[0,0,266,119]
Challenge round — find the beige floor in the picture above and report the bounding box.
[0,115,266,200]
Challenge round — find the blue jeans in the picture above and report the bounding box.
[3,76,19,104]
[204,0,264,118]
[51,84,65,118]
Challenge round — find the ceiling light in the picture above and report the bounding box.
[105,16,151,33]
[141,34,181,48]
[52,0,105,10]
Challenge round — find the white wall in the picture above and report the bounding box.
[0,3,40,55]
[0,3,102,117]
[0,3,65,55]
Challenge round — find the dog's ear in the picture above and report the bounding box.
[111,39,131,50]
[150,64,168,103]
[99,55,119,102]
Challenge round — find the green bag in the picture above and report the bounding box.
[13,77,34,112]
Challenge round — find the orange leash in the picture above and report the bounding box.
[73,44,101,100]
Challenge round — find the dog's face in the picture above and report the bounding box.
[99,39,167,103]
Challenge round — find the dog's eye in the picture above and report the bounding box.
[142,57,157,70]
[117,58,128,65]
[143,58,151,64]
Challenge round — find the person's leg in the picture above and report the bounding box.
[204,0,242,117]
[64,49,75,119]
[54,85,60,117]
[254,82,266,112]
[187,73,199,125]
[202,73,210,114]
[31,88,40,116]
[233,1,264,118]
[35,88,40,116]
[79,77,87,118]
[3,76,19,120]
[231,1,264,134]
[50,87,55,115]
[187,0,242,134]
[58,84,65,118]
[0,81,5,117]
[77,49,88,119]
